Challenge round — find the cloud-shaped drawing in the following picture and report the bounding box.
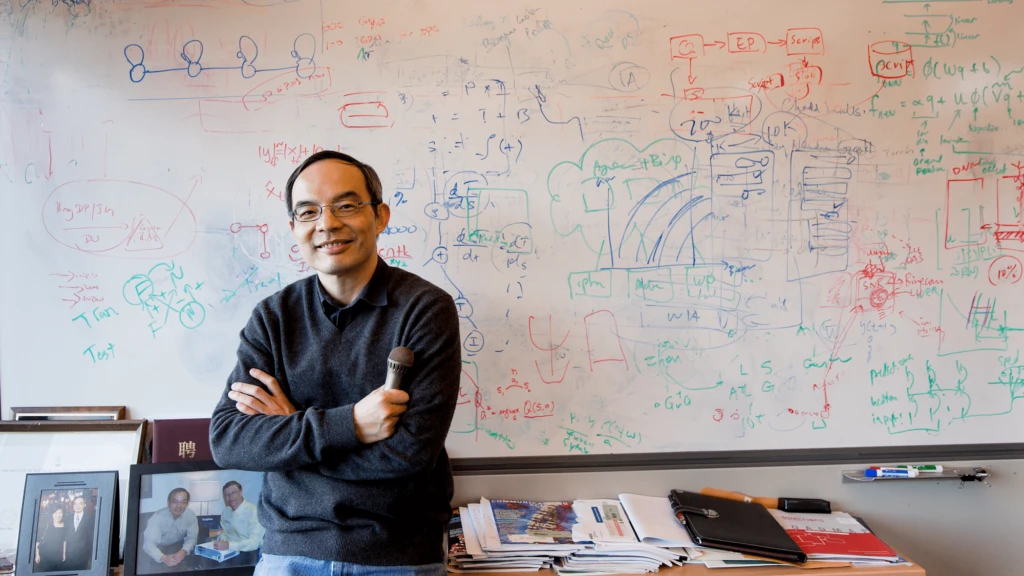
[547,137,714,268]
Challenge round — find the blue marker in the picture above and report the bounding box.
[865,468,918,478]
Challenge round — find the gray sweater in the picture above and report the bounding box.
[210,258,461,565]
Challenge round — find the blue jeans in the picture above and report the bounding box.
[254,554,447,576]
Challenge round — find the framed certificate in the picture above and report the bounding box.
[0,421,146,559]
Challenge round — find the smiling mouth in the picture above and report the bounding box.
[317,239,353,250]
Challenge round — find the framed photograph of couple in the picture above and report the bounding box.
[124,462,266,576]
[15,471,119,576]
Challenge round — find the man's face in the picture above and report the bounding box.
[223,485,243,511]
[168,492,189,519]
[72,498,85,513]
[288,160,390,280]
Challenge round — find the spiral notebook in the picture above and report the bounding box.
[669,490,807,563]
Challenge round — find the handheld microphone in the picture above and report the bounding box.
[384,346,414,390]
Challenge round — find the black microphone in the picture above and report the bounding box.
[384,346,414,390]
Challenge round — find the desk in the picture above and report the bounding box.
[472,557,925,576]
[667,562,923,575]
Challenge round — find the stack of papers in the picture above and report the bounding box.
[562,499,683,574]
[685,547,864,569]
[616,494,696,549]
[446,496,689,574]
[447,493,912,573]
[447,509,469,567]
[685,547,789,569]
[447,499,583,572]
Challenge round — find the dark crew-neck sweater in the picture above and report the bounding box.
[210,258,462,566]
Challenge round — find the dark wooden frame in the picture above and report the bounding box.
[11,406,127,421]
[124,461,263,576]
[0,420,146,462]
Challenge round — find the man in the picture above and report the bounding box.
[210,151,461,576]
[213,481,264,552]
[141,488,198,569]
[64,496,94,570]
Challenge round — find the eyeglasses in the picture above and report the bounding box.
[291,200,379,223]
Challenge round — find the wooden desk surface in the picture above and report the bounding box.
[663,560,924,575]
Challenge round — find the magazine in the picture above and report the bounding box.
[768,510,899,561]
[485,499,580,548]
[448,508,468,559]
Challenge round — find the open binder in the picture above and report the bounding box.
[669,490,807,563]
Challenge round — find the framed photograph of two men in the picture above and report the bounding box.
[124,462,266,576]
[15,471,118,576]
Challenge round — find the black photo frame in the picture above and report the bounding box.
[124,461,266,576]
[16,471,119,576]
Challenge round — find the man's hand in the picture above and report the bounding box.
[160,550,186,567]
[229,368,297,416]
[214,540,229,551]
[353,386,409,444]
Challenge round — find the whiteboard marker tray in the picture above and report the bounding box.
[842,467,990,484]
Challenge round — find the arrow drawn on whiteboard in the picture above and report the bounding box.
[815,304,863,414]
[167,175,201,234]
[948,108,962,131]
[687,58,697,85]
[63,224,130,231]
[529,84,584,142]
[1003,65,1024,83]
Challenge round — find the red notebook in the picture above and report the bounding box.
[152,418,213,463]
[769,510,899,561]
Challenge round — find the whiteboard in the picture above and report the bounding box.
[2,0,1023,459]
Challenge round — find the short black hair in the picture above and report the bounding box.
[222,481,242,493]
[167,488,190,503]
[285,151,383,216]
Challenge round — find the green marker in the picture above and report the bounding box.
[871,465,943,473]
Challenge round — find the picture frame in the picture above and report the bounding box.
[11,406,127,421]
[15,471,119,576]
[0,420,147,558]
[124,461,266,576]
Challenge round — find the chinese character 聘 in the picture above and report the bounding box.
[178,441,196,459]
